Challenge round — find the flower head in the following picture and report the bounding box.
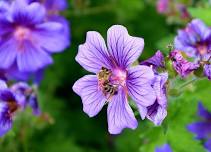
[0,0,69,72]
[73,25,156,134]
[0,80,19,137]
[174,19,211,79]
[169,50,199,77]
[10,82,40,115]
[187,102,211,151]
[155,144,172,152]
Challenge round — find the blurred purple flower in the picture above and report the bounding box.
[204,64,211,80]
[140,50,165,70]
[169,50,199,77]
[0,80,19,137]
[73,25,156,134]
[156,0,169,14]
[174,19,211,79]
[187,102,211,151]
[10,82,40,115]
[155,144,172,152]
[176,4,190,19]
[0,0,69,73]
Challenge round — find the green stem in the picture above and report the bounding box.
[178,77,198,90]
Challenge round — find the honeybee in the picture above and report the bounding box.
[102,80,118,98]
[97,67,111,82]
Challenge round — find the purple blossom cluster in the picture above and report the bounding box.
[73,25,168,134]
[0,80,39,137]
[187,102,211,151]
[172,19,211,80]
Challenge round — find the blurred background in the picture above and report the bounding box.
[1,0,211,152]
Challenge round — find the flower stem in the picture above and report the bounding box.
[179,77,199,90]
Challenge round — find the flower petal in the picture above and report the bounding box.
[147,104,167,126]
[0,38,17,69]
[72,75,106,117]
[140,50,165,69]
[127,65,156,107]
[17,41,53,72]
[107,88,138,134]
[155,144,172,152]
[204,64,211,80]
[197,102,211,120]
[187,122,211,139]
[107,25,144,68]
[29,94,40,116]
[0,102,12,137]
[12,1,45,24]
[76,31,111,73]
[34,22,69,53]
[205,139,211,151]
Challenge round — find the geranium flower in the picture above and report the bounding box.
[174,19,211,80]
[73,25,156,134]
[0,0,69,72]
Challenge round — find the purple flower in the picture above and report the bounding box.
[174,19,211,59]
[169,50,199,77]
[187,102,211,151]
[0,0,69,72]
[10,82,40,115]
[155,144,172,152]
[174,19,211,79]
[139,73,168,125]
[73,25,156,134]
[156,0,169,14]
[204,64,211,80]
[140,50,165,70]
[0,80,19,137]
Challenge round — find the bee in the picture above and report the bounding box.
[102,80,118,98]
[97,67,112,82]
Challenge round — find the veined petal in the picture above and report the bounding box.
[204,64,211,80]
[107,25,144,68]
[0,102,12,137]
[0,80,7,90]
[0,38,17,69]
[76,31,111,73]
[127,65,156,107]
[147,105,167,126]
[17,40,53,72]
[107,88,137,134]
[73,75,106,117]
[34,22,69,53]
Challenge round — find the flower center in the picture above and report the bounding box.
[97,67,127,99]
[197,44,208,55]
[14,26,30,41]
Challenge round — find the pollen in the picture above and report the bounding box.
[14,26,30,41]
